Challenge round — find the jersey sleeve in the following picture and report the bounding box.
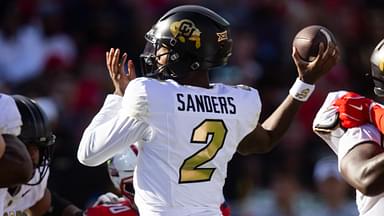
[313,91,351,154]
[0,94,22,135]
[120,78,149,121]
[245,88,261,130]
[338,124,382,163]
[77,81,152,167]
[313,91,347,133]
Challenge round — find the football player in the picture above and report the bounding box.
[77,5,339,215]
[313,38,384,215]
[330,38,384,132]
[85,145,139,216]
[85,145,231,216]
[3,95,56,216]
[2,95,83,216]
[0,93,34,215]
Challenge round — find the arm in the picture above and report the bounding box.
[29,188,52,216]
[340,142,384,196]
[238,43,339,155]
[77,111,149,166]
[237,96,302,154]
[78,48,141,166]
[0,134,33,187]
[44,190,83,216]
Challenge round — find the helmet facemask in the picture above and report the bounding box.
[12,95,56,186]
[140,28,193,80]
[140,37,176,80]
[24,134,56,186]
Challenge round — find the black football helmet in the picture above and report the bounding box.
[371,38,384,97]
[12,95,56,185]
[140,5,233,79]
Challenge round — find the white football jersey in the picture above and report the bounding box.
[3,168,49,215]
[0,189,6,216]
[313,90,384,216]
[0,94,22,135]
[0,94,22,216]
[78,77,261,215]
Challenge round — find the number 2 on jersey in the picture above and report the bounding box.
[179,119,227,183]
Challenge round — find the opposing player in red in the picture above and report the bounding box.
[313,38,384,216]
[332,39,384,131]
[85,145,139,216]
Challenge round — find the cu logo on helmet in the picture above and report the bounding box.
[179,21,194,37]
[170,19,201,48]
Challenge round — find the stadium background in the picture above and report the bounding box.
[0,0,383,215]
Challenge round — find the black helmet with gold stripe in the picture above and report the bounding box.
[140,5,232,79]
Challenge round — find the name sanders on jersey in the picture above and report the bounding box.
[176,93,236,114]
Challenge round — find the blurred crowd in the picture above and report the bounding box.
[1,0,383,215]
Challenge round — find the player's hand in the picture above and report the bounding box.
[292,42,339,84]
[333,92,373,128]
[106,48,136,96]
[92,192,124,206]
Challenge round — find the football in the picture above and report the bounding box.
[292,25,335,62]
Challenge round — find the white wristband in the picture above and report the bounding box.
[289,78,315,102]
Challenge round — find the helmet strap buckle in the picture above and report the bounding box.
[170,38,177,46]
[170,53,179,61]
[190,62,200,70]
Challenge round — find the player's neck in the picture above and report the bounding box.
[176,71,210,89]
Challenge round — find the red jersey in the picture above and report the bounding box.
[86,198,138,216]
[86,197,230,216]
